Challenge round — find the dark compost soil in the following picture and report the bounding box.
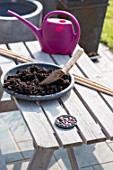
[3,65,70,96]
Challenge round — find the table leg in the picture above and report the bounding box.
[67,147,80,170]
[27,148,54,170]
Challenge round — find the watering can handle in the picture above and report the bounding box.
[43,10,80,39]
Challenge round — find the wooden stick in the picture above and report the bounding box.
[74,76,113,96]
[0,48,36,63]
[0,47,113,96]
[0,50,30,63]
[73,74,113,93]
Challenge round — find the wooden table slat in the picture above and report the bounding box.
[77,49,113,111]
[41,100,82,147]
[8,42,32,59]
[15,99,59,149]
[61,90,106,144]
[25,41,54,63]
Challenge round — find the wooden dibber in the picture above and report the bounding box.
[40,48,84,85]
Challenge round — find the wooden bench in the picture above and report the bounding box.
[1,41,113,169]
[0,150,7,170]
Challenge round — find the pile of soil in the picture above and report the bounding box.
[3,65,70,96]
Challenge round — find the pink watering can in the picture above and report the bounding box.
[7,10,80,55]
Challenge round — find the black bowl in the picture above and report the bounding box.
[1,62,74,101]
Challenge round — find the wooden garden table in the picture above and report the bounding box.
[1,41,113,170]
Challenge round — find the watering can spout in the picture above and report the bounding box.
[7,10,44,47]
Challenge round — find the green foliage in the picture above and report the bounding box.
[101,0,113,51]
